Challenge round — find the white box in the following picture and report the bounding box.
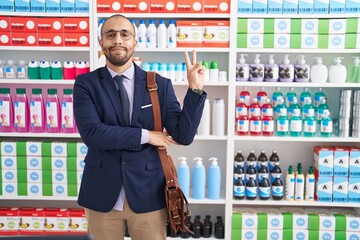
[334,147,349,177]
[349,148,360,177]
[51,142,67,157]
[274,19,291,33]
[301,34,318,48]
[268,212,283,229]
[26,141,42,156]
[238,0,253,12]
[242,229,258,239]
[329,19,346,34]
[274,34,290,48]
[77,142,88,157]
[316,176,333,202]
[328,34,345,49]
[77,157,85,171]
[27,170,42,183]
[2,183,17,196]
[247,19,264,33]
[52,171,67,184]
[53,184,68,197]
[333,177,348,202]
[242,212,258,229]
[268,229,283,239]
[1,142,16,156]
[301,19,319,34]
[349,177,360,203]
[1,156,17,169]
[28,183,42,196]
[346,215,360,231]
[247,34,264,48]
[2,170,17,183]
[52,157,67,171]
[27,157,42,170]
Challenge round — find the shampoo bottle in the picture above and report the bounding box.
[14,88,29,132]
[295,166,304,201]
[0,88,14,132]
[61,89,75,133]
[208,157,221,199]
[236,54,249,82]
[29,88,45,133]
[264,54,279,82]
[285,165,295,201]
[39,61,50,79]
[348,56,360,83]
[45,89,60,133]
[329,57,347,83]
[192,157,206,199]
[305,166,315,201]
[28,60,40,79]
[310,57,328,83]
[294,55,310,82]
[177,157,190,198]
[279,55,294,82]
[249,54,264,82]
[50,61,63,79]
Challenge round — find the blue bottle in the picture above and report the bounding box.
[208,157,221,199]
[192,157,206,199]
[177,157,190,198]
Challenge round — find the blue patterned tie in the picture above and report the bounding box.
[114,75,130,125]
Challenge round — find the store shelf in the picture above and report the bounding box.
[235,81,360,88]
[236,13,360,19]
[194,135,228,140]
[97,13,231,19]
[98,47,230,53]
[236,48,360,53]
[0,79,75,84]
[173,81,229,86]
[233,136,360,142]
[233,199,360,208]
[0,196,77,201]
[0,12,90,17]
[0,132,81,138]
[0,46,90,51]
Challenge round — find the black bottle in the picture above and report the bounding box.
[180,217,192,238]
[257,162,268,183]
[192,215,202,238]
[247,150,257,168]
[269,150,280,172]
[234,150,245,170]
[234,164,244,183]
[245,176,257,200]
[271,162,282,184]
[202,215,212,238]
[214,216,225,239]
[272,175,284,200]
[259,175,271,200]
[246,162,257,184]
[234,176,245,200]
[257,150,268,170]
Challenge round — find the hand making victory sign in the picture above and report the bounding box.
[184,50,205,90]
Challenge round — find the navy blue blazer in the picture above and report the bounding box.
[73,63,206,213]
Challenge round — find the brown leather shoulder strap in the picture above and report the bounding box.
[147,71,162,132]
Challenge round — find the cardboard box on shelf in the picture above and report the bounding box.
[60,0,75,12]
[149,0,176,13]
[202,20,229,48]
[123,0,149,13]
[238,0,253,13]
[10,17,37,32]
[45,0,60,12]
[0,16,10,32]
[0,0,14,12]
[345,0,360,13]
[37,18,63,33]
[333,177,348,202]
[18,207,44,235]
[11,32,37,46]
[301,34,318,49]
[329,0,345,13]
[30,0,45,12]
[203,0,230,13]
[315,176,333,202]
[68,208,88,234]
[349,147,360,177]
[75,0,89,12]
[313,0,329,13]
[176,0,203,13]
[97,0,122,12]
[268,0,283,13]
[299,0,314,13]
[38,32,63,47]
[15,0,30,12]
[349,177,360,203]
[0,207,19,236]
[0,31,11,46]
[43,208,69,234]
[63,18,89,33]
[176,20,203,47]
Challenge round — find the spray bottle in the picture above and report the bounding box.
[192,157,206,199]
[208,157,221,199]
[177,157,190,198]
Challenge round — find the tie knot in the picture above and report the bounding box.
[114,75,124,85]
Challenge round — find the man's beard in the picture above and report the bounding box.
[105,47,132,66]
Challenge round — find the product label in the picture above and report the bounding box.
[289,108,301,118]
[314,95,326,108]
[262,120,274,133]
[5,67,15,79]
[272,186,284,197]
[276,107,287,118]
[303,108,315,118]
[30,101,43,127]
[321,121,333,133]
[259,186,271,198]
[14,101,26,128]
[234,185,245,197]
[290,119,302,132]
[277,119,289,132]
[17,67,26,79]
[262,107,273,117]
[245,186,257,198]
[240,95,251,106]
[249,107,261,117]
[236,107,247,117]
[304,120,316,133]
[237,119,249,133]
[0,100,10,126]
[61,102,73,128]
[46,102,59,128]
[250,119,261,133]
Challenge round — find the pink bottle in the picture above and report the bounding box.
[63,61,75,80]
[249,98,261,118]
[236,99,248,119]
[61,89,75,133]
[46,89,60,133]
[239,87,251,107]
[236,115,249,135]
[14,88,29,132]
[261,98,273,119]
[30,88,45,133]
[0,88,14,132]
[75,61,87,77]
[256,86,268,107]
[249,115,261,136]
[262,115,274,136]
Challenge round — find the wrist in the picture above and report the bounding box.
[190,88,203,95]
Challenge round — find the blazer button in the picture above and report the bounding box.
[122,161,126,165]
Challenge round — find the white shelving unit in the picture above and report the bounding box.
[1,1,360,239]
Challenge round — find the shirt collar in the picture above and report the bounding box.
[107,63,135,80]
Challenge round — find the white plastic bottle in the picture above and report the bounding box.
[167,20,177,48]
[97,19,105,41]
[305,166,315,201]
[17,60,27,79]
[137,20,147,48]
[131,19,137,40]
[208,157,221,199]
[310,57,328,83]
[146,20,157,48]
[329,57,347,83]
[197,98,210,136]
[212,98,225,136]
[295,166,305,201]
[192,157,206,199]
[0,60,4,79]
[157,20,167,48]
[285,165,295,201]
[167,63,176,81]
[5,60,16,79]
[177,157,190,198]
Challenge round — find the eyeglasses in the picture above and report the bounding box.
[102,29,134,41]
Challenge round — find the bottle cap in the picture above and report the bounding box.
[32,88,42,94]
[297,55,306,65]
[140,20,145,24]
[239,54,248,64]
[0,88,10,94]
[353,57,360,65]
[149,20,155,24]
[202,61,209,69]
[254,54,261,64]
[63,89,73,94]
[333,57,344,65]
[209,157,218,166]
[314,57,323,65]
[283,55,290,65]
[18,60,26,65]
[308,166,314,174]
[210,61,218,69]
[178,157,187,166]
[159,20,165,24]
[16,88,26,94]
[169,20,175,24]
[159,63,167,71]
[167,63,175,71]
[288,165,293,174]
[194,157,203,165]
[268,55,275,65]
[48,89,57,95]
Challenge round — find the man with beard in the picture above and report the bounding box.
[73,14,206,240]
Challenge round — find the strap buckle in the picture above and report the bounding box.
[147,84,158,91]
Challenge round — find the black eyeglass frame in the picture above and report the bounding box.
[101,29,135,41]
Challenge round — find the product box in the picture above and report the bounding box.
[176,0,203,13]
[267,229,283,239]
[274,19,291,33]
[319,19,346,34]
[0,207,19,236]
[1,156,18,169]
[0,0,14,12]
[202,20,229,48]
[301,19,319,34]
[333,146,349,177]
[68,208,88,234]
[275,33,290,48]
[15,0,30,12]
[345,33,359,48]
[329,0,345,13]
[26,141,42,156]
[2,169,17,183]
[313,0,329,13]
[349,177,360,203]
[18,207,44,235]
[315,176,333,202]
[10,17,37,32]
[60,0,75,12]
[26,157,42,170]
[37,18,63,33]
[253,0,268,13]
[267,211,283,230]
[27,183,42,196]
[298,0,314,13]
[51,157,67,171]
[238,0,253,13]
[96,0,122,12]
[30,0,45,12]
[176,20,203,47]
[268,0,283,13]
[75,0,89,12]
[314,146,334,177]
[282,208,309,229]
[283,0,299,13]
[309,213,336,230]
[237,18,264,34]
[38,32,63,46]
[345,0,360,12]
[349,147,360,177]
[283,229,309,240]
[76,142,88,157]
[204,0,230,13]
[63,18,89,33]
[0,17,10,31]
[16,169,42,183]
[301,34,318,48]
[0,31,11,46]
[333,177,348,202]
[64,33,89,47]
[123,0,149,13]
[238,33,264,48]
[309,230,335,240]
[336,231,360,240]
[43,208,68,234]
[1,183,17,196]
[325,34,345,48]
[345,214,360,231]
[346,18,359,34]
[1,141,26,156]
[45,0,60,12]
[149,0,176,13]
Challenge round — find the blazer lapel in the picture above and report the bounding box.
[131,65,147,125]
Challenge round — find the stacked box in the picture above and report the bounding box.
[0,207,19,236]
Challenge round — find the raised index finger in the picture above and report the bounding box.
[192,50,196,65]
[184,50,191,68]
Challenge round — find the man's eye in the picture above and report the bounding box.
[106,32,116,38]
[121,32,130,38]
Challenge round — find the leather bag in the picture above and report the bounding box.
[146,71,193,234]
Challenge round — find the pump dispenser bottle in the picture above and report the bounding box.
[279,54,294,82]
[329,57,347,83]
[236,54,249,81]
[250,54,264,82]
[192,157,206,199]
[177,157,190,198]
[294,55,310,82]
[348,56,360,83]
[311,57,328,83]
[208,157,221,199]
[264,54,279,82]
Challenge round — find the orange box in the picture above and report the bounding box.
[150,0,176,13]
[203,0,230,13]
[64,33,89,47]
[19,207,44,235]
[202,20,230,47]
[68,208,88,234]
[10,17,37,32]
[11,32,37,46]
[38,32,63,46]
[0,32,11,46]
[43,208,69,234]
[123,0,149,13]
[176,20,203,47]
[0,16,10,32]
[0,207,19,235]
[63,18,89,33]
[177,0,203,13]
[37,18,63,33]
[97,0,123,12]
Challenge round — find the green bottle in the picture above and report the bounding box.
[302,98,315,119]
[303,116,316,137]
[286,87,297,108]
[314,88,326,109]
[320,111,333,137]
[276,115,289,136]
[289,97,301,119]
[300,87,311,108]
[276,97,287,119]
[272,87,283,109]
[348,57,360,83]
[316,99,329,124]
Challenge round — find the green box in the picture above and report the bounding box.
[346,33,357,48]
[318,34,329,48]
[232,213,242,229]
[67,171,77,184]
[43,183,52,196]
[264,18,275,33]
[232,229,241,240]
[290,34,301,48]
[258,213,268,229]
[42,157,52,171]
[291,19,302,34]
[237,34,247,48]
[257,229,267,239]
[17,169,27,183]
[67,142,78,157]
[308,213,320,230]
[309,230,319,240]
[318,19,330,34]
[16,156,27,170]
[17,183,27,196]
[66,157,77,171]
[346,18,359,34]
[264,34,274,48]
[283,229,293,240]
[68,183,78,196]
[334,214,346,231]
[237,18,248,33]
[42,170,52,184]
[41,141,52,157]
